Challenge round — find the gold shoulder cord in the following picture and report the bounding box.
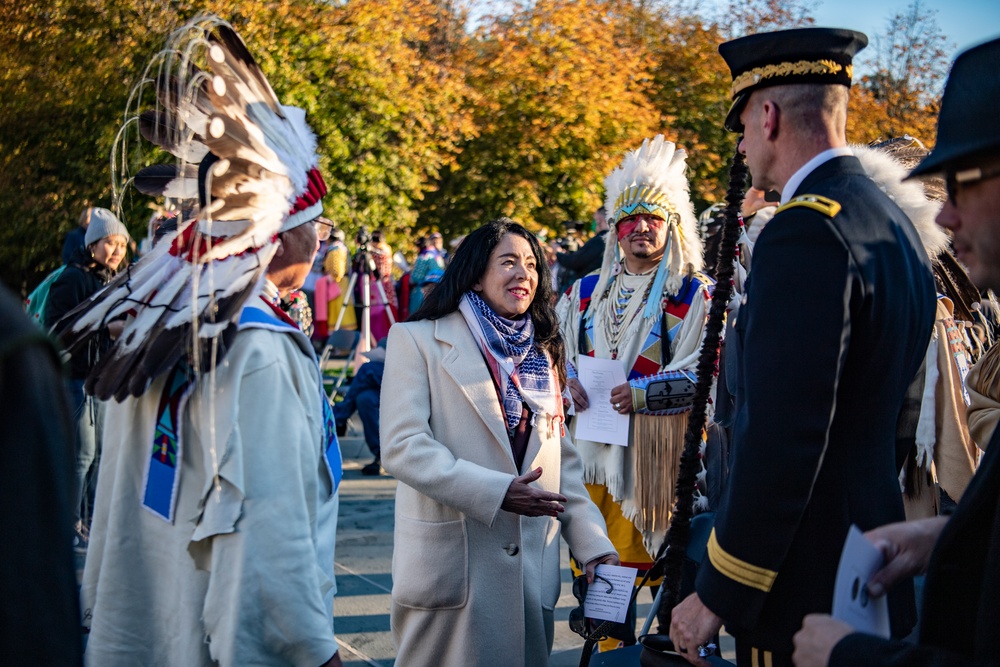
[775,194,842,218]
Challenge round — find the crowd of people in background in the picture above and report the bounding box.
[4,14,1000,667]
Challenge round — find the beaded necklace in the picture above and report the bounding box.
[598,268,657,359]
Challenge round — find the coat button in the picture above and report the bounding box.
[505,543,519,556]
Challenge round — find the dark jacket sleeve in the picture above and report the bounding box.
[831,632,999,667]
[44,266,91,329]
[556,232,606,272]
[696,211,854,627]
[0,288,84,665]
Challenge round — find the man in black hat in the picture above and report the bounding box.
[792,34,1000,667]
[668,27,937,666]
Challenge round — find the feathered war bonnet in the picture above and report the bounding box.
[594,135,702,317]
[855,137,985,326]
[851,140,949,261]
[54,15,327,402]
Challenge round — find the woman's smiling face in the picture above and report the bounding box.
[473,233,538,318]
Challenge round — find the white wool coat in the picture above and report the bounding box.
[381,312,616,667]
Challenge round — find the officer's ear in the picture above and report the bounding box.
[761,99,781,141]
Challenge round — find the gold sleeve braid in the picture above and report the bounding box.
[706,529,778,592]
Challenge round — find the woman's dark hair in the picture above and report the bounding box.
[410,217,567,388]
[657,144,747,625]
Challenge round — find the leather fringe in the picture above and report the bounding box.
[632,412,688,536]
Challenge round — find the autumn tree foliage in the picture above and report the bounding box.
[713,0,816,40]
[0,0,176,293]
[1,0,475,290]
[0,0,950,292]
[622,8,734,211]
[847,0,949,145]
[417,0,660,238]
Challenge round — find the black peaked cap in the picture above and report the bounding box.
[719,27,868,132]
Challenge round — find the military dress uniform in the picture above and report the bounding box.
[695,28,938,665]
[696,154,936,661]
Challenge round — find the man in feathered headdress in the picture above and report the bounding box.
[668,28,936,667]
[557,135,712,650]
[57,17,343,666]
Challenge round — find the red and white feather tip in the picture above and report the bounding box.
[54,15,327,402]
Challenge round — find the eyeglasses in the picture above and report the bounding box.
[313,218,336,242]
[946,164,1000,205]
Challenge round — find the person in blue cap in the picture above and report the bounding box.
[793,34,1000,667]
[669,27,937,666]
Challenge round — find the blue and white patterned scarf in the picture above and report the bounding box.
[459,291,560,432]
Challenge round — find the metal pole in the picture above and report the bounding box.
[360,271,371,354]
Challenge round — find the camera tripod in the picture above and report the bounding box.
[331,243,395,355]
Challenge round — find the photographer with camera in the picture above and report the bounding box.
[555,207,609,295]
[350,227,397,346]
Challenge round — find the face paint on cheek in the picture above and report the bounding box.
[617,220,639,241]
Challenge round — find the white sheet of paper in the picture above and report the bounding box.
[832,525,890,638]
[583,564,639,623]
[574,355,630,447]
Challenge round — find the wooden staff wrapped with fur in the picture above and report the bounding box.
[654,144,747,634]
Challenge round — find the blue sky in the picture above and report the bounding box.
[804,0,998,59]
[470,1,999,60]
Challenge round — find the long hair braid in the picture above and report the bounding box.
[656,144,747,626]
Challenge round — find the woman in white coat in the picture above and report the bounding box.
[381,218,618,667]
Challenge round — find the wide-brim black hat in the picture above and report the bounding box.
[719,27,868,132]
[909,36,1000,177]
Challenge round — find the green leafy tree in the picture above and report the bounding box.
[0,0,178,293]
[246,0,476,253]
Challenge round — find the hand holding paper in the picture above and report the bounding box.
[574,356,630,446]
[583,563,638,624]
[831,525,889,637]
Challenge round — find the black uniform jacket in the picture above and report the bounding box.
[831,423,1000,666]
[695,155,937,653]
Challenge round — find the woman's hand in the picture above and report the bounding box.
[610,382,632,414]
[584,553,620,584]
[567,378,589,411]
[501,467,567,517]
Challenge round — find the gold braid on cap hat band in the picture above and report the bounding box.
[731,59,852,97]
